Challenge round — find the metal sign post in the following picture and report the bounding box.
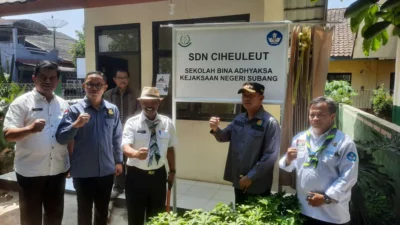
[163,21,291,213]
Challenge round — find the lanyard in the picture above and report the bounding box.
[303,125,337,168]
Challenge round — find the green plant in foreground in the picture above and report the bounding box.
[351,131,399,225]
[148,192,303,225]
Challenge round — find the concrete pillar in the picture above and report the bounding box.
[393,38,400,125]
[264,0,285,192]
[264,0,284,21]
[12,27,18,82]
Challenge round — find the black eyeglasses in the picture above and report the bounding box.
[85,83,105,89]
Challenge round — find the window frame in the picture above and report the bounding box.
[327,73,352,85]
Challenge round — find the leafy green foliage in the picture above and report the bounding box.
[0,67,25,152]
[312,0,400,56]
[324,80,358,105]
[352,131,400,224]
[371,84,393,119]
[148,193,304,225]
[69,29,85,66]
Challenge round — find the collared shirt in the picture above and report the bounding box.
[279,128,358,224]
[55,97,123,178]
[121,112,178,170]
[3,88,70,177]
[210,106,281,194]
[103,87,139,124]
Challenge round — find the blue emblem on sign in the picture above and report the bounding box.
[266,30,283,46]
[347,152,357,162]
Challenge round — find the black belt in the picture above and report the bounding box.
[127,165,165,176]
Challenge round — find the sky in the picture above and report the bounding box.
[2,0,356,39]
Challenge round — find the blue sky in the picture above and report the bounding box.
[3,0,355,39]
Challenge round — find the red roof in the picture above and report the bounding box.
[328,8,355,57]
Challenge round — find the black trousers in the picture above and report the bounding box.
[16,172,66,225]
[73,174,114,225]
[302,214,350,225]
[234,188,271,205]
[125,166,167,225]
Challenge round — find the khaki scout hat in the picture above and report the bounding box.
[237,82,265,95]
[138,87,163,100]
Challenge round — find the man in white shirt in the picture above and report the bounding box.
[122,87,177,225]
[279,96,358,225]
[3,61,70,225]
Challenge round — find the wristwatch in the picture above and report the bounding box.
[324,195,332,204]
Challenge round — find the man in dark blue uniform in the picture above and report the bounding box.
[56,71,123,225]
[209,82,281,205]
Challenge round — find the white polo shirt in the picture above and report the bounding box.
[122,112,178,170]
[3,88,70,177]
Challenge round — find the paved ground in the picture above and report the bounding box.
[0,190,128,225]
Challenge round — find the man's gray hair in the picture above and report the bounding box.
[310,96,337,114]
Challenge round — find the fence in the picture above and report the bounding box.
[351,89,374,110]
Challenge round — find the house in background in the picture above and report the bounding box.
[0,18,77,83]
[327,8,395,109]
[327,8,395,91]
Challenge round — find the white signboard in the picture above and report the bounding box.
[76,58,86,79]
[156,74,170,96]
[173,23,290,104]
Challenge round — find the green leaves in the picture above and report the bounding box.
[312,0,400,56]
[325,81,358,105]
[371,84,393,118]
[362,21,391,40]
[69,28,85,66]
[350,8,369,32]
[393,25,400,37]
[147,193,303,225]
[344,0,374,18]
[381,0,400,11]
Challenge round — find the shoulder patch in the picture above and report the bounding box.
[346,152,357,162]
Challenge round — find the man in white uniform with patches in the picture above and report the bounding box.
[279,96,358,225]
[122,87,177,225]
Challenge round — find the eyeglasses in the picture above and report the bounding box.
[85,83,105,89]
[115,77,129,81]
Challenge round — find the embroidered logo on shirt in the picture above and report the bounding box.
[108,108,114,116]
[347,152,357,162]
[32,108,43,111]
[256,119,264,126]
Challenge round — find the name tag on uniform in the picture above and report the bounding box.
[32,108,43,111]
[137,130,146,134]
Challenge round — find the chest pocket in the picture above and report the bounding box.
[321,149,340,167]
[249,129,263,138]
[105,118,114,129]
[157,130,169,149]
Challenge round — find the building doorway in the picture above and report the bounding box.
[95,23,141,96]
